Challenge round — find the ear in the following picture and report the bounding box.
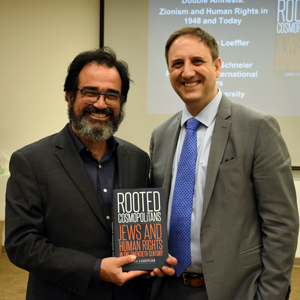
[214,57,222,78]
[66,92,72,109]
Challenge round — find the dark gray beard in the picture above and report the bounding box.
[68,105,125,142]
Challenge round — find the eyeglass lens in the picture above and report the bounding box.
[80,90,120,107]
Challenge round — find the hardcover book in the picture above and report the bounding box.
[112,187,168,271]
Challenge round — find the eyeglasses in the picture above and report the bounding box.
[77,88,124,107]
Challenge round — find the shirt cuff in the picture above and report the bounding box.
[90,258,102,287]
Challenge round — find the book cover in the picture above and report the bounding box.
[112,187,168,271]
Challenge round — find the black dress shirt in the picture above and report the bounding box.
[67,123,119,285]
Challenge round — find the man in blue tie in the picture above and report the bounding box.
[150,27,298,300]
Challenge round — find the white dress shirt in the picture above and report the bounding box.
[167,90,222,273]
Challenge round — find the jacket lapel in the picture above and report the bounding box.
[163,113,182,202]
[202,96,232,220]
[116,139,130,189]
[52,126,110,232]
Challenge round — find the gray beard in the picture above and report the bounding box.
[68,105,125,142]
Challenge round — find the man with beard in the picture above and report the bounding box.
[5,47,175,300]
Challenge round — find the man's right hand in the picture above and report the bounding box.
[99,255,148,286]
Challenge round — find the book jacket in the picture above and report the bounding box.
[112,187,168,271]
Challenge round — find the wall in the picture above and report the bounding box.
[0,0,100,160]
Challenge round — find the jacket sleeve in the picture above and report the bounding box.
[5,150,97,297]
[253,115,299,299]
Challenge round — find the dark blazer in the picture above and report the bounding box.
[150,96,299,300]
[5,125,151,300]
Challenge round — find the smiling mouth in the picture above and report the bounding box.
[183,82,199,87]
[90,113,108,118]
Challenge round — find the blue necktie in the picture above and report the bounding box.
[169,118,200,277]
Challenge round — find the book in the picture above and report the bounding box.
[112,187,168,271]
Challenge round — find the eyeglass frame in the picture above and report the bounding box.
[77,88,125,107]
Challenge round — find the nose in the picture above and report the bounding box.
[93,94,107,109]
[181,62,195,79]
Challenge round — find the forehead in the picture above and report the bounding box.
[78,63,122,90]
[168,35,212,62]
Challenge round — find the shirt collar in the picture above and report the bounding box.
[181,89,222,128]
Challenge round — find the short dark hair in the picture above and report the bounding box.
[64,47,131,105]
[165,27,219,65]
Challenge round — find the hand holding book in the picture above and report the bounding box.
[99,255,148,285]
[99,254,177,285]
[112,188,169,271]
[99,187,177,286]
[149,254,177,277]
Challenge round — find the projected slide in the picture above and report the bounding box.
[147,0,300,115]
